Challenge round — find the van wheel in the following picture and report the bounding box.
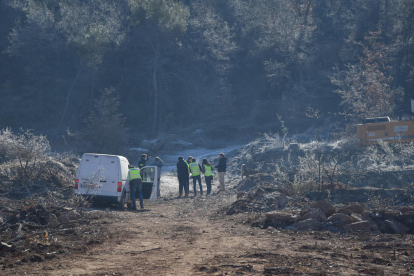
[118,191,126,210]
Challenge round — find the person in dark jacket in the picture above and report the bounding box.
[138,154,151,169]
[202,158,214,195]
[214,152,227,191]
[186,156,192,195]
[176,156,189,197]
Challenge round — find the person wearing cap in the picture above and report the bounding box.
[177,156,189,197]
[128,165,144,210]
[138,154,151,169]
[150,157,164,198]
[214,153,227,191]
[202,158,214,195]
[189,157,203,196]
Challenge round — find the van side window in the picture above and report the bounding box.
[121,160,128,181]
[142,167,155,182]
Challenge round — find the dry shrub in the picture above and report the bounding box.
[0,128,77,197]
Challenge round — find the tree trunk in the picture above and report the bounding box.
[57,61,82,135]
[152,46,159,134]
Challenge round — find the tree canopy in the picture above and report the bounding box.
[0,0,413,151]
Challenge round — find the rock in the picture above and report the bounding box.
[393,195,413,206]
[362,215,379,232]
[301,208,327,222]
[49,219,60,228]
[400,206,414,214]
[30,254,44,262]
[265,212,300,228]
[349,221,371,232]
[264,194,278,205]
[227,199,253,215]
[350,214,363,223]
[276,195,289,209]
[311,201,336,217]
[380,220,409,234]
[255,187,266,197]
[337,208,353,216]
[330,189,369,203]
[237,192,246,199]
[307,191,329,201]
[327,213,354,226]
[59,215,69,224]
[262,192,290,209]
[344,204,365,214]
[292,219,322,231]
[285,226,297,230]
[268,203,278,210]
[276,187,296,197]
[66,211,80,220]
[397,212,414,232]
[61,221,78,229]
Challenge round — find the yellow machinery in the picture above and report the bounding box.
[357,100,414,145]
[357,117,414,145]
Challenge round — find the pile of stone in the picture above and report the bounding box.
[265,201,414,234]
[227,186,292,215]
[227,186,414,234]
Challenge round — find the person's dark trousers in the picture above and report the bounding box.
[192,175,202,196]
[184,178,189,196]
[130,180,144,209]
[178,177,186,196]
[137,184,143,208]
[186,179,190,195]
[205,176,213,195]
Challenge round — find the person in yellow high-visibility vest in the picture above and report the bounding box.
[202,158,214,195]
[128,166,143,210]
[189,158,203,196]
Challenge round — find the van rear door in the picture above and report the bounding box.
[78,154,102,195]
[98,155,120,196]
[140,166,158,201]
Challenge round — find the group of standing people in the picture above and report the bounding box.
[176,153,227,197]
[128,152,227,210]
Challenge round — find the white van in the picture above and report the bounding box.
[74,153,159,209]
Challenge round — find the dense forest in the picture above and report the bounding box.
[0,0,413,153]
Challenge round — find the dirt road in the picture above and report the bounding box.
[4,175,414,275]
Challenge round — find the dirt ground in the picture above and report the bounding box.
[3,176,414,276]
